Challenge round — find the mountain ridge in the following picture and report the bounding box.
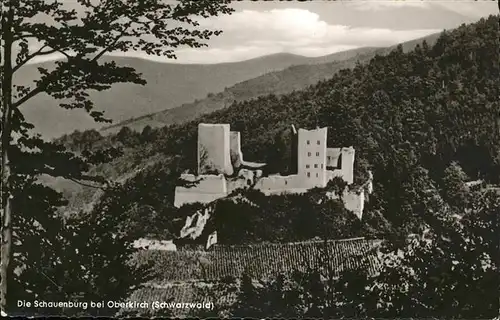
[52,17,500,223]
[19,48,378,139]
[79,16,500,244]
[101,32,442,135]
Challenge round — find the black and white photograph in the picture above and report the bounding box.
[1,0,499,318]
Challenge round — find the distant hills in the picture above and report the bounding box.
[101,32,442,135]
[19,49,379,139]
[50,16,500,220]
[63,16,500,241]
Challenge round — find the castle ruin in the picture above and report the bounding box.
[174,123,371,219]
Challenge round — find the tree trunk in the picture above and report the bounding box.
[1,1,14,312]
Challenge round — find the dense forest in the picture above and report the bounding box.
[56,16,500,244]
[14,13,496,319]
[100,34,442,136]
[192,185,499,319]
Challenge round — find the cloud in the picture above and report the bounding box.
[174,8,440,63]
[199,8,438,46]
[347,0,431,11]
[348,0,496,18]
[29,7,445,65]
[433,1,497,18]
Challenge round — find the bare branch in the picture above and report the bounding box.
[12,86,42,109]
[91,27,128,62]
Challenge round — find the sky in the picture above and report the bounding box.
[30,0,498,65]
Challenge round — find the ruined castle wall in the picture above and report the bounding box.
[340,147,355,184]
[229,131,243,169]
[227,179,248,194]
[324,147,355,185]
[342,189,364,219]
[174,174,228,208]
[326,188,365,220]
[259,187,309,196]
[254,174,300,193]
[290,126,298,174]
[227,169,258,194]
[296,127,328,188]
[230,130,266,170]
[198,124,233,175]
[326,148,341,168]
[326,169,346,182]
[174,123,364,217]
[254,174,311,195]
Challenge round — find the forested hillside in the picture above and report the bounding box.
[102,33,441,135]
[59,16,499,241]
[22,51,369,139]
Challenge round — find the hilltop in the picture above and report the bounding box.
[18,50,376,139]
[102,33,442,135]
[56,16,499,243]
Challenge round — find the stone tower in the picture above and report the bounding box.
[197,123,233,176]
[296,127,328,188]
